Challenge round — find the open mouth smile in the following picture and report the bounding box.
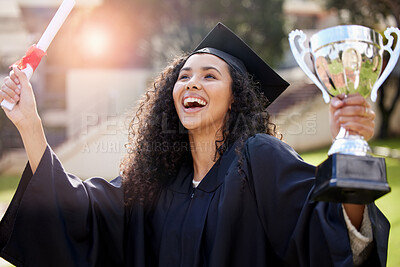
[182,96,207,110]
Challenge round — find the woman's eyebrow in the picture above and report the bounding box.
[179,66,222,76]
[180,67,191,72]
[201,66,222,75]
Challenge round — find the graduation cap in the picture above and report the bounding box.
[191,22,289,105]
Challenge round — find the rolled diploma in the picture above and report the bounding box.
[1,0,76,111]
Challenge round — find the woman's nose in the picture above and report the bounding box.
[186,77,201,90]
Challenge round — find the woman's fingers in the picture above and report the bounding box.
[12,66,36,109]
[330,95,344,111]
[334,104,375,120]
[341,93,368,106]
[341,122,375,140]
[1,76,21,103]
[9,69,21,87]
[0,66,23,105]
[329,93,376,140]
[12,66,30,93]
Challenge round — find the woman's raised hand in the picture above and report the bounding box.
[0,65,46,173]
[0,66,40,130]
[329,93,376,141]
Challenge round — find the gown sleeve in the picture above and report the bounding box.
[244,134,390,267]
[0,145,125,267]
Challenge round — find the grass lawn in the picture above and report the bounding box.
[301,138,400,267]
[0,174,19,267]
[0,174,20,204]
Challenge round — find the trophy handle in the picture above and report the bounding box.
[371,27,400,102]
[289,30,331,103]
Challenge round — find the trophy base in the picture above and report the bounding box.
[312,153,391,204]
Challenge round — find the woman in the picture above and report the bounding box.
[0,23,388,266]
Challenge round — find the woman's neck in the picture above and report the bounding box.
[189,131,220,182]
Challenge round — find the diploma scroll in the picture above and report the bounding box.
[1,0,76,111]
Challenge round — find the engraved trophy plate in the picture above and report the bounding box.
[289,25,399,203]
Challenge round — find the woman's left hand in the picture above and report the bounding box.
[330,93,376,141]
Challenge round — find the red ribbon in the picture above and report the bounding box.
[10,44,47,71]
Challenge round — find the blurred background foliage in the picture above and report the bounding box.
[59,0,287,68]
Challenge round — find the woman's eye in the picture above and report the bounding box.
[179,75,189,80]
[205,74,216,79]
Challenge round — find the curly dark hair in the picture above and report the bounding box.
[121,54,281,206]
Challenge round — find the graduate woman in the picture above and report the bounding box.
[0,23,389,266]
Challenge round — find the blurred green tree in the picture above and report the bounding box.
[104,0,286,68]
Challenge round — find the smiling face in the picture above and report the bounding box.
[173,53,233,136]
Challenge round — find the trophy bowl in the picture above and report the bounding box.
[310,25,382,99]
[289,25,400,203]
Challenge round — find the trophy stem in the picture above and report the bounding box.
[328,126,371,156]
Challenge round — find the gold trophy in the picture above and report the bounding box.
[289,25,400,203]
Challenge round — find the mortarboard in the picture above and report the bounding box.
[191,22,289,105]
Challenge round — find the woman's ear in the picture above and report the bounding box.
[229,95,234,110]
[228,78,235,111]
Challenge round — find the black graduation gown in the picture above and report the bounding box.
[0,134,390,266]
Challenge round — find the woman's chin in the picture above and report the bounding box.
[182,123,223,137]
[181,121,201,131]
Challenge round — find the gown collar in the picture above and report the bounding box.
[168,142,239,194]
